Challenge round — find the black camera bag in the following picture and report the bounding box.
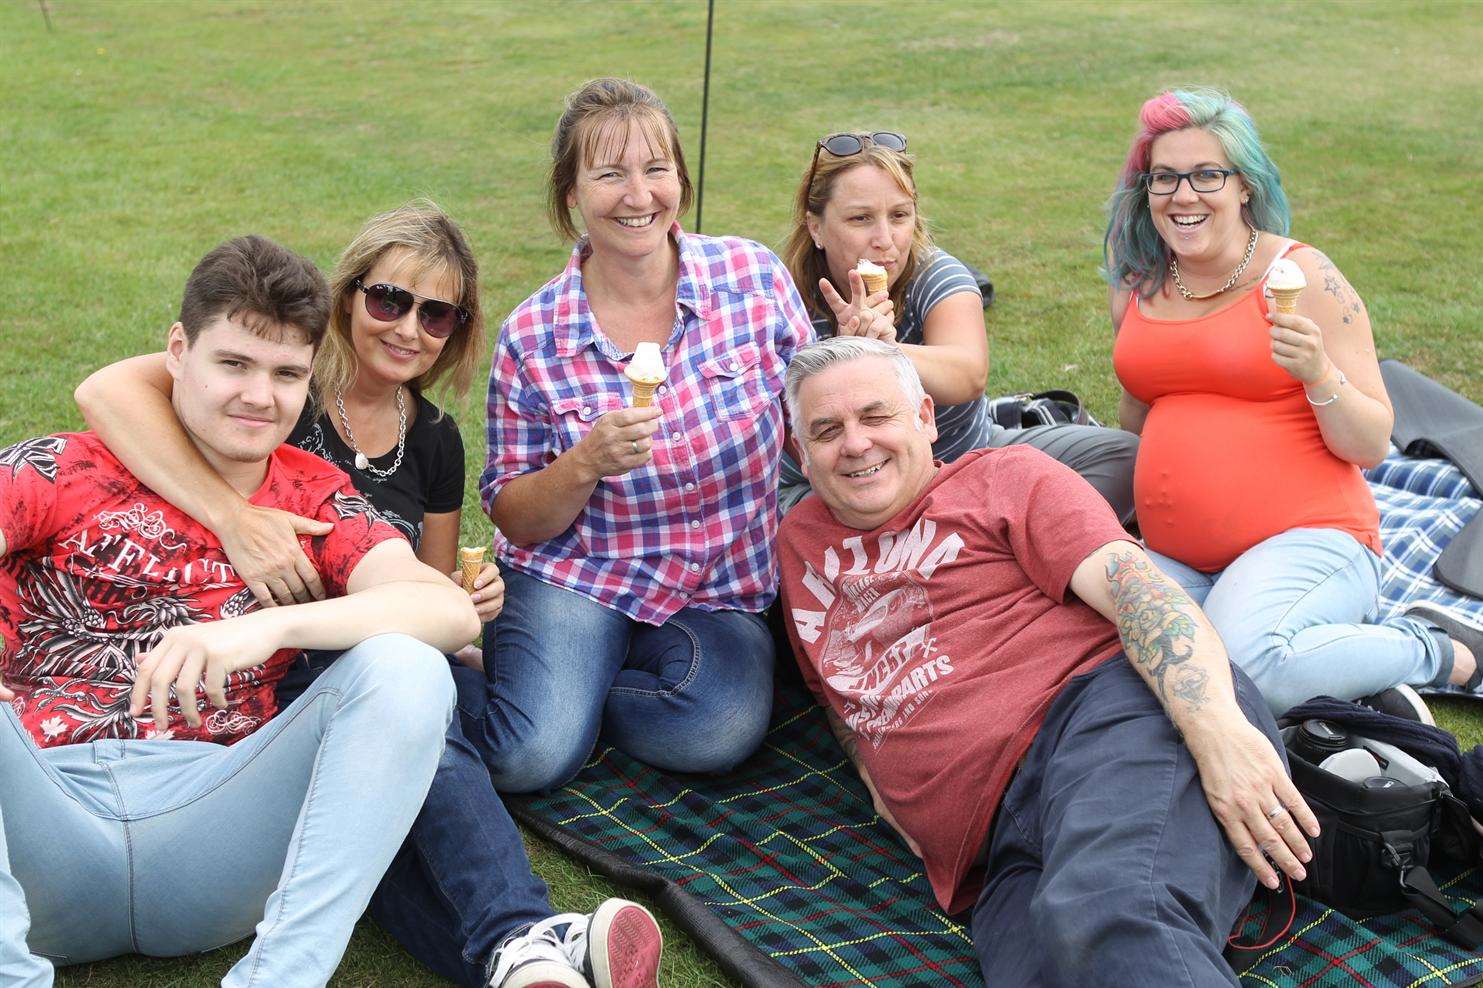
[986,390,1102,431]
[1283,732,1483,947]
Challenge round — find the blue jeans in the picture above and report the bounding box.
[477,568,775,793]
[1146,527,1450,715]
[973,657,1275,987]
[0,634,452,988]
[364,664,553,987]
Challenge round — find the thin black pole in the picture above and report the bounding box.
[695,0,715,233]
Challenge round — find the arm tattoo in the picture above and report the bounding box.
[1316,253,1365,326]
[1105,551,1209,712]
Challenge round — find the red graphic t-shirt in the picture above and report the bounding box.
[0,432,405,748]
[779,446,1130,913]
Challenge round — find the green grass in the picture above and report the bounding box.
[4,0,1481,984]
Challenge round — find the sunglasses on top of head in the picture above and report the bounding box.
[354,278,470,339]
[806,131,908,191]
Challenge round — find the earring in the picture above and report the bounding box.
[814,241,823,250]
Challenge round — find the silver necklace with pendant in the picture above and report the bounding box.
[335,386,407,478]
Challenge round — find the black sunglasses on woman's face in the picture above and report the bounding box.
[354,278,470,339]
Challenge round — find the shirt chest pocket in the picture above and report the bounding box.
[548,392,628,451]
[699,343,772,422]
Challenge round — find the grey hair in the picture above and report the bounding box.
[783,337,926,424]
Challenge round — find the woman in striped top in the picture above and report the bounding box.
[779,132,1138,520]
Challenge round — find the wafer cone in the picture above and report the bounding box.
[458,546,486,594]
[1270,287,1303,314]
[630,380,659,408]
[860,271,888,297]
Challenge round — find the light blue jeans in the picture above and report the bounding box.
[0,633,454,987]
[1146,528,1450,715]
[476,569,775,794]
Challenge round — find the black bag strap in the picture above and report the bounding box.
[1226,877,1297,973]
[1395,853,1483,949]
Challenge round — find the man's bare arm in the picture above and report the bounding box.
[131,540,478,729]
[1069,540,1319,889]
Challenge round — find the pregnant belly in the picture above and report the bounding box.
[1135,397,1372,571]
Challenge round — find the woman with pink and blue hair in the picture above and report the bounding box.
[1106,87,1480,721]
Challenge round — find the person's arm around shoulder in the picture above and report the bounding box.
[129,539,479,732]
[1109,281,1151,435]
[1268,247,1393,467]
[1069,539,1319,890]
[75,353,332,605]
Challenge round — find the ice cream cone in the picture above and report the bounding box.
[1270,287,1303,314]
[860,271,888,296]
[458,546,486,594]
[630,380,659,407]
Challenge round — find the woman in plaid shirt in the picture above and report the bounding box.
[475,79,815,793]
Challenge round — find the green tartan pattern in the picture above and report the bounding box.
[514,677,1483,988]
[1231,869,1483,987]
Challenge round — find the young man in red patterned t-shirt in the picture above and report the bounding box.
[778,337,1321,988]
[0,236,481,986]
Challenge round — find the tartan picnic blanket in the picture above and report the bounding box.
[510,452,1483,988]
[1370,451,1483,642]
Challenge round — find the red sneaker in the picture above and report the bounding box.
[572,898,663,988]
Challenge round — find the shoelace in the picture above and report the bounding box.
[487,912,586,985]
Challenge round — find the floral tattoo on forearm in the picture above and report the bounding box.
[1105,551,1210,712]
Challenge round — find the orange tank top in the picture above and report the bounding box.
[1113,245,1381,572]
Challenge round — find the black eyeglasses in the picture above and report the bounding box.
[1143,168,1240,196]
[354,278,470,339]
[806,131,909,192]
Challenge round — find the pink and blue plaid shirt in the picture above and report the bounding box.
[481,227,815,625]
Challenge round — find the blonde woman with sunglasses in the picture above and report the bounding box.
[780,132,1139,520]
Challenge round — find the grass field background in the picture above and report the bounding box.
[4,1,1481,985]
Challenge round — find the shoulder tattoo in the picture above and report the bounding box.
[1314,252,1366,326]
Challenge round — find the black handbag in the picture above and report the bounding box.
[1281,721,1483,946]
[986,390,1102,430]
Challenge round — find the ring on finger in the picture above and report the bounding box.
[1266,805,1286,820]
[630,440,640,455]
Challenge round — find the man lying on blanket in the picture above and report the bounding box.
[777,336,1320,988]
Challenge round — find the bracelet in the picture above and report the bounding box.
[1306,369,1347,407]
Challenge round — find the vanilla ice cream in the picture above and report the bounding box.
[1267,258,1306,314]
[856,259,889,296]
[625,342,666,407]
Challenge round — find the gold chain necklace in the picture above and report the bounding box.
[1169,227,1259,301]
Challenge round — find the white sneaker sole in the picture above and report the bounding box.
[1388,683,1437,725]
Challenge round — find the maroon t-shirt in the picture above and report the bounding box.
[779,446,1130,912]
[0,432,404,748]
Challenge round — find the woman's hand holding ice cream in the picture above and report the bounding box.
[820,267,895,342]
[574,405,662,479]
[1266,259,1331,386]
[450,558,505,623]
